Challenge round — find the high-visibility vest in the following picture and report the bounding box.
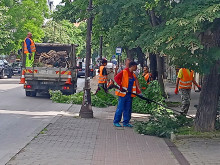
[115,70,137,97]
[24,37,36,54]
[144,73,152,84]
[179,68,194,89]
[98,66,107,84]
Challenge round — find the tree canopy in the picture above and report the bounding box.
[53,0,220,72]
[43,20,87,57]
[0,0,49,54]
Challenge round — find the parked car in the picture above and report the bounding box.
[77,63,96,78]
[12,61,22,75]
[0,60,13,78]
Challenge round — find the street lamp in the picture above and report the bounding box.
[79,0,93,118]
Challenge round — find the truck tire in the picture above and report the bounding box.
[26,91,31,96]
[7,72,12,78]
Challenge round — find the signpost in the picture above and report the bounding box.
[116,47,122,67]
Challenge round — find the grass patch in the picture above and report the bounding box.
[166,101,181,107]
[176,126,220,136]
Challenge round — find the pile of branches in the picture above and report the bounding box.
[36,50,68,67]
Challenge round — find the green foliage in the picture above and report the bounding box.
[0,5,13,52]
[137,0,220,73]
[49,88,118,108]
[133,77,193,138]
[135,112,194,138]
[132,80,164,114]
[42,20,86,57]
[1,0,49,54]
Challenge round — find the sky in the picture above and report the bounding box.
[52,0,63,7]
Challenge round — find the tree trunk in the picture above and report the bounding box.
[149,53,157,80]
[156,54,166,97]
[194,62,220,131]
[149,10,158,26]
[125,48,134,60]
[136,47,145,67]
[149,10,166,96]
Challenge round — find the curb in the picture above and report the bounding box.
[164,139,190,165]
[171,132,220,141]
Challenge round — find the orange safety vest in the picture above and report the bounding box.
[115,70,137,98]
[144,73,152,84]
[24,37,36,54]
[179,68,194,89]
[98,66,107,84]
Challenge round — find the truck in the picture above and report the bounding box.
[21,43,78,97]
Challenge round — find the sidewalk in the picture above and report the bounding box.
[164,80,200,116]
[164,80,220,165]
[7,104,179,165]
[6,80,220,165]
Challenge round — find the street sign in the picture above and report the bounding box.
[116,47,122,55]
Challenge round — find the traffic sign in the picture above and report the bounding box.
[116,47,122,55]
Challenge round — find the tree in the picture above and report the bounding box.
[2,0,49,53]
[42,20,87,57]
[137,0,220,131]
[53,0,149,61]
[53,0,220,131]
[0,2,13,54]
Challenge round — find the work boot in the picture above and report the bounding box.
[123,123,133,128]
[114,123,122,127]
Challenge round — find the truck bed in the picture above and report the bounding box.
[24,67,76,82]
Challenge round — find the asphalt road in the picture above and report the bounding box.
[0,76,85,164]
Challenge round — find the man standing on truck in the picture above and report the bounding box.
[24,32,36,67]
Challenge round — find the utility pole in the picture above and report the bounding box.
[79,0,93,118]
[99,36,103,61]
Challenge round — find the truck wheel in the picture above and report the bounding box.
[26,91,31,96]
[7,73,12,78]
[30,91,37,97]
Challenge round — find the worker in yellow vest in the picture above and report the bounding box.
[95,59,108,94]
[175,68,201,115]
[24,32,36,67]
[114,61,141,127]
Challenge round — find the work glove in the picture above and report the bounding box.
[174,88,178,95]
[197,85,201,91]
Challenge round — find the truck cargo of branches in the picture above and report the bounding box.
[21,43,78,97]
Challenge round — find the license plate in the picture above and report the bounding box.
[39,70,54,74]
[40,82,54,85]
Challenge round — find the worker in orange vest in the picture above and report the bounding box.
[113,61,141,127]
[24,32,36,67]
[175,68,201,115]
[95,59,108,93]
[142,66,153,84]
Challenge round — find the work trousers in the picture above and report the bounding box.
[180,88,191,114]
[25,52,35,67]
[95,83,107,94]
[113,94,132,125]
